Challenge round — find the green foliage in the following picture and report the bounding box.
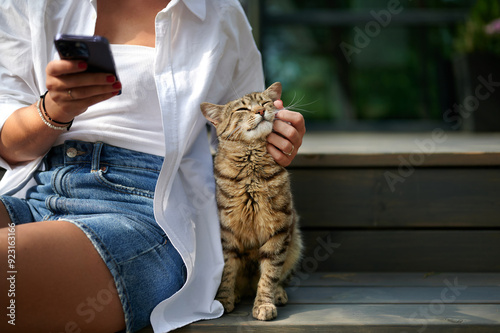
[455,0,500,54]
[260,0,481,123]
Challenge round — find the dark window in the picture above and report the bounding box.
[240,0,496,132]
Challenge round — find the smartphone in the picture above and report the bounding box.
[54,34,118,79]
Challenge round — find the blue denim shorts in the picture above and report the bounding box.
[0,141,186,332]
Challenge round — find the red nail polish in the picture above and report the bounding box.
[112,82,121,89]
[106,75,116,83]
[78,62,87,69]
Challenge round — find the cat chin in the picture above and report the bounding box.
[243,122,274,142]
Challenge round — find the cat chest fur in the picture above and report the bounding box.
[214,144,293,248]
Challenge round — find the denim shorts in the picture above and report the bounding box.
[0,140,186,332]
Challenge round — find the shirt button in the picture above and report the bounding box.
[66,148,78,158]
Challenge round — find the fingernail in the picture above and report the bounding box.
[78,62,87,69]
[106,75,116,83]
[112,82,122,90]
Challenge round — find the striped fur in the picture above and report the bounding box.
[201,82,303,321]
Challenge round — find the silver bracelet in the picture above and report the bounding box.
[36,98,69,131]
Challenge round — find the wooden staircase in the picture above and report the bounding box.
[170,132,500,332]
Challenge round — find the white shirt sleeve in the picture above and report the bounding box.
[0,1,39,171]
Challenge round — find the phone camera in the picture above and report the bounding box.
[57,41,90,59]
[74,42,90,58]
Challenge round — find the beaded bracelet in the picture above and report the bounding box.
[36,98,70,131]
[40,91,73,130]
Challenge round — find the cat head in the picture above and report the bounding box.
[201,82,282,143]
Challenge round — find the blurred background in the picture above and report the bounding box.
[239,0,500,132]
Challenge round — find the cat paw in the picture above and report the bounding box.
[253,303,277,321]
[275,286,288,305]
[216,296,235,313]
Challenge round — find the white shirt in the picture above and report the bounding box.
[0,1,265,332]
[55,44,166,156]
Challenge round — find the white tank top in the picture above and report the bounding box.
[54,44,165,156]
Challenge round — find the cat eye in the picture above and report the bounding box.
[235,107,250,112]
[261,101,271,107]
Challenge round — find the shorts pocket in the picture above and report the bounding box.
[93,165,158,199]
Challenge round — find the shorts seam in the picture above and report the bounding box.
[99,162,162,173]
[66,164,86,198]
[119,237,168,265]
[93,170,155,199]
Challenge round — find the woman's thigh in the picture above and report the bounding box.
[0,220,125,332]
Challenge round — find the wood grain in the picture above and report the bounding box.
[300,230,500,272]
[291,168,500,228]
[176,304,500,332]
[291,132,500,167]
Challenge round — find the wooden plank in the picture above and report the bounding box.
[137,272,500,333]
[291,133,500,167]
[300,230,500,272]
[291,168,500,228]
[177,303,500,332]
[293,152,500,168]
[296,272,500,287]
[288,286,500,304]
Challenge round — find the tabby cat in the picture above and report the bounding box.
[200,82,303,321]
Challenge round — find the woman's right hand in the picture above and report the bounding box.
[44,59,122,123]
[0,60,121,165]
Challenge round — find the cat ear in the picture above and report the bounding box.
[264,82,282,101]
[200,102,224,126]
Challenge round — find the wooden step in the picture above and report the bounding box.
[286,132,500,272]
[167,272,500,332]
[291,132,500,167]
[291,167,500,228]
[289,132,500,229]
[301,230,500,272]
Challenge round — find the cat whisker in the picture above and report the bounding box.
[285,93,306,110]
[286,91,299,110]
[287,98,317,109]
[224,124,243,141]
[285,106,316,114]
[285,97,318,115]
[230,84,242,101]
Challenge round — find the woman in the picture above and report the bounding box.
[0,0,305,332]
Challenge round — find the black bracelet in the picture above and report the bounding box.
[40,91,73,130]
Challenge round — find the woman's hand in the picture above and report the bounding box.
[0,60,122,165]
[267,100,306,167]
[44,59,122,122]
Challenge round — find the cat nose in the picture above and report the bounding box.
[254,107,265,116]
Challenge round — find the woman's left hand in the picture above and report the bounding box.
[267,100,306,167]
